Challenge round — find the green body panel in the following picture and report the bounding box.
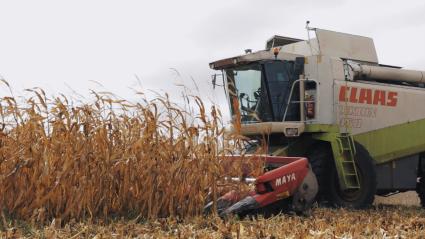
[263,119,425,191]
[311,131,360,190]
[269,124,360,190]
[353,118,425,165]
[304,119,425,164]
[270,137,315,156]
[305,124,339,133]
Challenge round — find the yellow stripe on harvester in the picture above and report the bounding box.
[276,191,290,199]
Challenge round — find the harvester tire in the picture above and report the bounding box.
[417,178,425,207]
[327,142,377,209]
[305,143,333,202]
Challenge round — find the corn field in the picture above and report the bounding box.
[2,82,425,238]
[0,81,260,224]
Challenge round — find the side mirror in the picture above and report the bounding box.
[212,74,217,89]
[211,73,224,89]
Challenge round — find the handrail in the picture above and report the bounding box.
[282,78,319,123]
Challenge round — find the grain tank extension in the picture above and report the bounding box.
[209,27,425,209]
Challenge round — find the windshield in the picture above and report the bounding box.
[225,61,299,124]
[225,63,273,123]
[264,61,299,121]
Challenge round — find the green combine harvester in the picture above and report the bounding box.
[209,25,425,209]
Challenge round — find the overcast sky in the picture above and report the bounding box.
[1,0,425,116]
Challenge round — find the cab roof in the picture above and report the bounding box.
[209,50,302,70]
[210,28,380,70]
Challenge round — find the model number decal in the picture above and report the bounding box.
[339,86,398,107]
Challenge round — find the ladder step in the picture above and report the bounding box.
[338,134,350,137]
[346,182,359,186]
[347,186,361,189]
[336,133,360,189]
[347,183,360,187]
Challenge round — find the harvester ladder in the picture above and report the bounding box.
[335,133,360,189]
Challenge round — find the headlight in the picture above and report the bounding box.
[285,128,299,137]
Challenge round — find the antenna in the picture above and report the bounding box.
[306,21,315,31]
[305,20,316,55]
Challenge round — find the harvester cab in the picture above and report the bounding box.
[208,25,425,216]
[210,37,314,138]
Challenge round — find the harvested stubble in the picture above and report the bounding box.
[0,84,256,224]
[3,206,425,238]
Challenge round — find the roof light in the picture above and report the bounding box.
[273,47,280,59]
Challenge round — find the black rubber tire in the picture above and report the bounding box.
[305,142,333,202]
[327,142,377,209]
[417,177,425,208]
[416,154,425,208]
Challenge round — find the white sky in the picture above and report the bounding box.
[1,0,425,115]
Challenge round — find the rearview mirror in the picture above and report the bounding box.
[211,73,224,89]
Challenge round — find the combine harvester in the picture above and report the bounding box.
[206,24,425,217]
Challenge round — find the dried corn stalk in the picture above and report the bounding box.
[0,84,260,223]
